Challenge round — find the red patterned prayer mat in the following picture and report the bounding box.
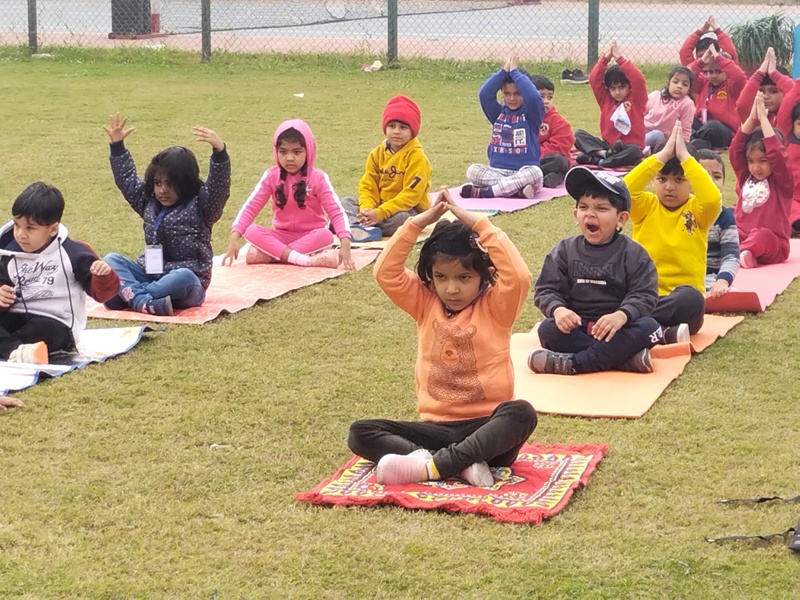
[296,443,607,523]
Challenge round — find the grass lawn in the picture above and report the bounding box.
[0,47,797,597]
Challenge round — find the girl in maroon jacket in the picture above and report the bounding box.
[730,92,793,267]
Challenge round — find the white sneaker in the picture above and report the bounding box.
[8,341,49,364]
[375,449,433,485]
[458,461,494,487]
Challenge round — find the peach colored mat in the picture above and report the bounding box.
[705,239,800,313]
[86,248,379,324]
[511,315,743,418]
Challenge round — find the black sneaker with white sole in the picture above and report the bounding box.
[561,68,589,84]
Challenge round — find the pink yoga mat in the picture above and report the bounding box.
[86,248,379,324]
[433,184,567,212]
[705,239,800,313]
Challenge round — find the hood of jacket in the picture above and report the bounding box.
[272,118,317,174]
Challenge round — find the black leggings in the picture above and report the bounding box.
[347,400,537,479]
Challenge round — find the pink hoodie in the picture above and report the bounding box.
[232,119,351,239]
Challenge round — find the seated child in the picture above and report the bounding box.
[679,15,739,67]
[574,40,646,168]
[736,47,793,128]
[0,182,119,364]
[776,79,800,236]
[347,189,537,488]
[528,167,661,375]
[624,121,722,340]
[461,54,545,199]
[224,119,354,270]
[696,149,740,298]
[531,74,574,188]
[644,66,695,149]
[689,45,746,148]
[730,92,794,267]
[102,114,231,316]
[342,95,431,240]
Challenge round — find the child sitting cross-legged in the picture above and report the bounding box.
[731,91,794,267]
[347,188,537,488]
[528,167,661,375]
[342,95,431,241]
[574,40,646,169]
[624,121,722,341]
[0,182,120,364]
[461,54,546,199]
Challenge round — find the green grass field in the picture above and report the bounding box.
[0,47,797,598]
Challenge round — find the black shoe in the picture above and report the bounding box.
[617,348,654,373]
[662,323,690,345]
[576,152,597,165]
[460,184,475,198]
[542,172,564,188]
[791,219,800,239]
[561,68,588,84]
[528,349,576,375]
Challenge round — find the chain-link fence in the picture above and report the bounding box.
[3,1,800,66]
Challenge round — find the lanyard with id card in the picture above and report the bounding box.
[145,207,169,275]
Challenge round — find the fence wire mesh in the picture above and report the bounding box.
[2,1,800,66]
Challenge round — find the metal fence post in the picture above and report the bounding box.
[587,0,599,71]
[201,0,211,62]
[27,0,37,55]
[387,0,398,63]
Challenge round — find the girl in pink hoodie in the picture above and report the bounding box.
[223,119,354,269]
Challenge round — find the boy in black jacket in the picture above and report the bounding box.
[529,167,662,375]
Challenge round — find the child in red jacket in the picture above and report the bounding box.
[679,15,739,67]
[690,45,746,148]
[731,92,793,266]
[736,47,793,128]
[531,74,574,187]
[574,40,646,169]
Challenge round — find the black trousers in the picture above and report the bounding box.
[574,130,642,167]
[541,152,570,185]
[651,285,706,334]
[538,316,662,373]
[347,400,537,479]
[0,312,73,359]
[691,118,733,148]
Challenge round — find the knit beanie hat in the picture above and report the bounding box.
[382,95,421,137]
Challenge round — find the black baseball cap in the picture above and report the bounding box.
[564,166,631,211]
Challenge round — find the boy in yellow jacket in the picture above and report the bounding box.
[343,95,432,240]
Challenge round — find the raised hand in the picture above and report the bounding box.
[438,187,480,228]
[610,40,619,59]
[704,15,717,31]
[674,121,691,161]
[767,47,776,73]
[701,47,714,65]
[507,53,518,72]
[103,113,135,143]
[655,120,680,163]
[755,91,768,122]
[410,190,449,229]
[193,126,224,151]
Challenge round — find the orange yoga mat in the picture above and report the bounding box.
[705,239,800,313]
[511,315,743,419]
[86,248,379,324]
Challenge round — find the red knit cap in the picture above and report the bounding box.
[382,94,421,137]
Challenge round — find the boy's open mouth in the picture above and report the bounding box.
[586,223,599,233]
